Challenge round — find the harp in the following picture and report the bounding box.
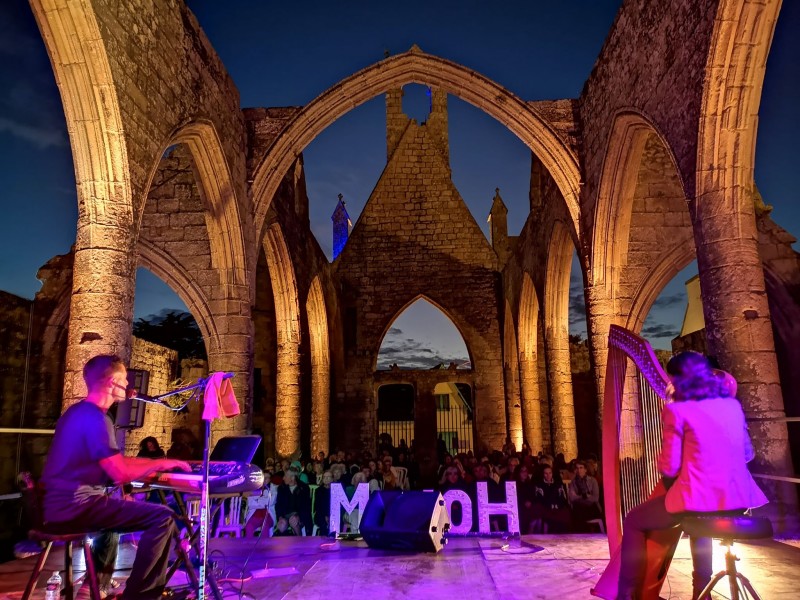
[592,325,678,600]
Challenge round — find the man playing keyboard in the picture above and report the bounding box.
[40,355,191,600]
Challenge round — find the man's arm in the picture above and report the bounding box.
[99,454,190,485]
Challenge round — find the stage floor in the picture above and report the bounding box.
[1,533,797,599]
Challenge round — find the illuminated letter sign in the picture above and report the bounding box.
[329,482,370,534]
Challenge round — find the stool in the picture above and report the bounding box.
[681,515,773,600]
[22,530,101,600]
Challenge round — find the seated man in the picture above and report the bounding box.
[568,460,603,531]
[40,355,190,600]
[275,467,312,535]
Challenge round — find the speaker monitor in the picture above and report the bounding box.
[360,490,451,552]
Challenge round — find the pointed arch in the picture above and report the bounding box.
[375,295,473,371]
[137,239,220,354]
[165,122,250,290]
[544,221,578,458]
[252,48,581,243]
[306,276,330,457]
[518,272,543,452]
[30,0,136,408]
[263,224,301,459]
[503,301,523,451]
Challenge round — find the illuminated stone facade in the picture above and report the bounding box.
[19,0,798,529]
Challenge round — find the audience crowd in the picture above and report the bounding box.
[234,437,605,537]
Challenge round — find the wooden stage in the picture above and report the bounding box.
[0,533,797,599]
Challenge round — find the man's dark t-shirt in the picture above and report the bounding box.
[41,401,119,522]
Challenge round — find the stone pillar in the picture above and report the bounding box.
[584,284,617,436]
[206,308,253,447]
[544,321,577,459]
[504,360,523,452]
[519,351,542,453]
[692,189,798,532]
[274,340,301,460]
[414,386,438,488]
[63,223,137,411]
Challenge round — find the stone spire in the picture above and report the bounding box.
[489,188,509,263]
[331,193,351,259]
[427,87,449,165]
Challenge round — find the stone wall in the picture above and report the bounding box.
[333,91,505,458]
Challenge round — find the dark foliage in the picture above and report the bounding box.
[133,309,207,361]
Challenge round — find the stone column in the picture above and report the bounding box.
[518,351,542,453]
[206,307,253,448]
[584,284,617,436]
[414,385,438,488]
[692,189,798,532]
[504,358,523,452]
[544,321,577,459]
[63,222,137,411]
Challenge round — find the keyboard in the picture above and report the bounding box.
[134,461,264,494]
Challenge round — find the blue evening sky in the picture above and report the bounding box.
[1,1,797,360]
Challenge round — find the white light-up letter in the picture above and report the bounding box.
[329,482,370,534]
[476,481,520,534]
[442,489,473,534]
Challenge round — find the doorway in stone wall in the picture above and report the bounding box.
[434,382,473,457]
[376,383,415,455]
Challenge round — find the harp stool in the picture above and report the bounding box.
[681,515,772,600]
[22,529,101,600]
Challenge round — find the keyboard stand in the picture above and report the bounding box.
[153,488,229,600]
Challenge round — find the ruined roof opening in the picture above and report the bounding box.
[303,85,532,261]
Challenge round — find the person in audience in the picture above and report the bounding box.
[501,456,520,483]
[534,465,571,533]
[615,351,768,600]
[244,470,276,537]
[514,463,537,533]
[313,470,333,536]
[137,437,165,459]
[380,456,399,490]
[273,515,298,537]
[275,467,312,535]
[568,460,602,531]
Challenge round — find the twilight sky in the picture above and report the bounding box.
[1,1,798,365]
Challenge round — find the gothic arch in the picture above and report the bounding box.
[306,276,331,457]
[591,112,684,294]
[162,122,250,290]
[374,295,473,372]
[137,240,220,354]
[518,272,543,452]
[544,220,578,458]
[251,47,581,242]
[30,0,132,230]
[263,224,301,459]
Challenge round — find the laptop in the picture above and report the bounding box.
[209,435,262,463]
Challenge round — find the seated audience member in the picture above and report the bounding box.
[381,456,399,490]
[514,464,537,533]
[137,437,165,459]
[534,466,571,533]
[244,470,277,537]
[501,456,520,483]
[275,467,312,535]
[273,515,299,537]
[568,460,603,531]
[313,471,333,536]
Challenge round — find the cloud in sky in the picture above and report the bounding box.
[0,117,66,149]
[377,328,469,370]
[641,323,681,339]
[652,293,685,308]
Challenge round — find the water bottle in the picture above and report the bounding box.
[44,570,61,600]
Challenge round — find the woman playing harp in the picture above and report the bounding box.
[615,351,768,600]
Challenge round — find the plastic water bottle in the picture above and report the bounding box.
[44,571,61,600]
